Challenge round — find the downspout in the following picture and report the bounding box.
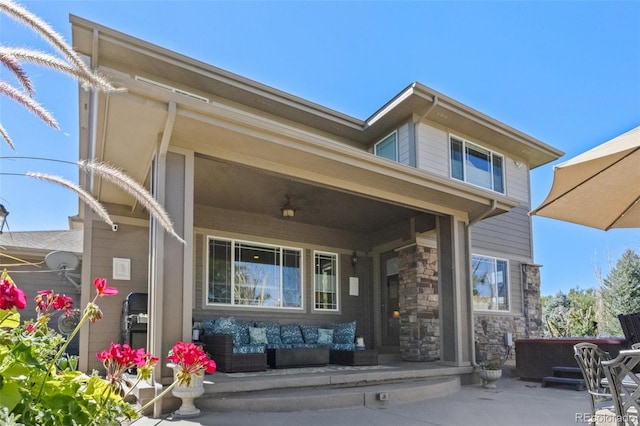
[78,28,100,373]
[467,199,498,368]
[151,102,176,418]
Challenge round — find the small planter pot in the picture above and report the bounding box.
[478,368,502,388]
[168,364,205,418]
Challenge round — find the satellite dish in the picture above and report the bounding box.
[45,251,81,291]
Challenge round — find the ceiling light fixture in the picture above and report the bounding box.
[281,194,295,218]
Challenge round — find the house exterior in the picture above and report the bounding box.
[70,16,562,381]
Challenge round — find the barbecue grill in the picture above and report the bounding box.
[120,292,148,348]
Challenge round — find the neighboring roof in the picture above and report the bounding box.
[0,230,83,257]
[70,15,563,169]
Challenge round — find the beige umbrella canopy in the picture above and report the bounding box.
[530,126,640,230]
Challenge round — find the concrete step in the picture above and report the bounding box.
[541,375,586,391]
[551,366,583,378]
[198,376,460,412]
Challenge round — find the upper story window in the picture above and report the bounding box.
[314,251,339,311]
[450,136,504,193]
[207,237,302,309]
[375,131,398,161]
[472,255,509,312]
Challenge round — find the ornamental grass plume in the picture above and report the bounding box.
[1,0,185,245]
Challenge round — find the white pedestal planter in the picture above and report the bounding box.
[478,368,502,389]
[168,364,205,418]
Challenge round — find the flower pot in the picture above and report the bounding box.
[168,364,205,418]
[478,368,502,388]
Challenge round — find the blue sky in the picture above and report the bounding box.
[1,1,639,296]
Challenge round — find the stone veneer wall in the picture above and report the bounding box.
[397,244,439,361]
[474,263,542,362]
[395,243,543,364]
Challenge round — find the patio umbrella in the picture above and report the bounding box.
[530,126,640,230]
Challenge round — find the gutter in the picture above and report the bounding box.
[468,199,498,226]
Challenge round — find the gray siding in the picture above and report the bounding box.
[86,221,149,372]
[470,205,533,261]
[397,123,411,166]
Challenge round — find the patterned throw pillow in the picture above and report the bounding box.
[201,319,216,336]
[256,321,282,345]
[212,316,236,334]
[232,321,252,346]
[280,324,304,344]
[300,325,319,344]
[249,327,268,345]
[317,328,334,345]
[333,321,356,344]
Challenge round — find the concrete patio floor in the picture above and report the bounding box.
[130,373,594,426]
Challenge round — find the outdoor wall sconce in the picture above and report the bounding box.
[351,251,358,274]
[281,194,295,218]
[0,204,9,234]
[393,310,400,319]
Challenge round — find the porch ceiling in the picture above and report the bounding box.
[194,156,421,234]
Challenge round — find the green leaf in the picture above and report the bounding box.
[0,309,20,329]
[0,381,21,411]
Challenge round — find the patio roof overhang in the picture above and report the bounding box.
[71,16,531,232]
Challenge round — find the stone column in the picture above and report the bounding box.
[522,263,542,338]
[398,244,439,361]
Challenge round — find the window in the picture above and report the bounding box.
[450,136,504,193]
[207,237,302,309]
[374,131,398,161]
[472,255,509,311]
[314,251,338,311]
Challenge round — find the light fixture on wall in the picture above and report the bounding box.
[281,194,295,218]
[0,204,9,234]
[351,251,358,274]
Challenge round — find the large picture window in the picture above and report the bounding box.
[207,237,302,309]
[450,136,504,193]
[472,255,509,311]
[314,251,338,311]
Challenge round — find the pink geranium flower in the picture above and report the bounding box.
[167,341,216,386]
[34,290,74,317]
[97,342,158,387]
[0,277,27,310]
[93,277,118,297]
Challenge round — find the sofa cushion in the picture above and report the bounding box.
[256,321,283,345]
[333,321,356,344]
[317,328,334,345]
[233,344,266,354]
[212,316,236,334]
[201,319,217,336]
[232,321,252,346]
[281,324,304,344]
[300,325,319,344]
[249,327,268,345]
[331,343,356,351]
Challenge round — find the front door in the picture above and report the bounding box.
[381,252,400,347]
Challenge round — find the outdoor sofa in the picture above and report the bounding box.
[201,317,371,372]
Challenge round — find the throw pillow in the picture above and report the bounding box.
[333,321,356,344]
[212,316,236,334]
[280,324,304,344]
[317,328,334,345]
[256,321,282,345]
[249,327,268,345]
[300,325,319,344]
